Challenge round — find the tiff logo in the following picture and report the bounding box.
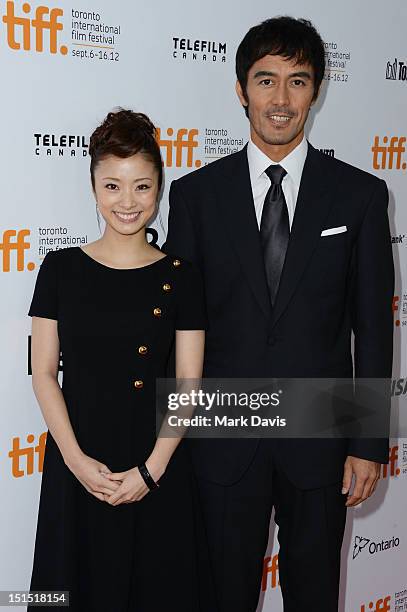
[380,445,400,479]
[262,554,279,591]
[156,128,201,168]
[8,432,47,477]
[0,230,35,272]
[372,136,406,170]
[2,1,67,54]
[361,596,391,611]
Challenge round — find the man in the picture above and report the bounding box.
[164,16,394,612]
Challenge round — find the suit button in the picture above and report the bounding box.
[163,283,171,291]
[267,335,276,346]
[138,345,148,355]
[153,307,162,317]
[134,380,144,389]
[173,259,181,267]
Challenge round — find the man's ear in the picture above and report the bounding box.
[311,81,323,106]
[235,80,248,109]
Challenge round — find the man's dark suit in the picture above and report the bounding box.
[163,142,394,611]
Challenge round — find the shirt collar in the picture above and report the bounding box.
[247,135,308,188]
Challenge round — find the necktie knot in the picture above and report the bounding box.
[265,164,286,185]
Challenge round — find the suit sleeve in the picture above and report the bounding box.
[349,178,394,463]
[162,179,200,265]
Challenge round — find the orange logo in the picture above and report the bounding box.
[2,1,67,54]
[261,553,279,591]
[372,136,406,170]
[156,128,201,168]
[361,595,391,611]
[0,229,35,272]
[392,294,407,328]
[8,432,47,477]
[380,445,400,479]
[393,295,400,327]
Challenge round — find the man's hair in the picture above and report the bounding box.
[236,16,325,103]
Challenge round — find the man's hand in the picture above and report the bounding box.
[342,455,381,507]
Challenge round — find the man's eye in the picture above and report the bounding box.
[292,80,305,86]
[105,183,118,190]
[260,79,272,86]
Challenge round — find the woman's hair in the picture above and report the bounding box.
[236,16,325,106]
[89,108,163,190]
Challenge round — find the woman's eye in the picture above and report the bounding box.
[260,79,272,86]
[136,184,150,191]
[105,183,118,190]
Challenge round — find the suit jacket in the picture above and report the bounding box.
[163,142,394,489]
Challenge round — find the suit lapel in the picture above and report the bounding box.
[215,145,272,321]
[269,144,340,329]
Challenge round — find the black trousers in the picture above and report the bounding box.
[196,439,347,612]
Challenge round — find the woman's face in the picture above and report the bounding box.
[93,153,159,236]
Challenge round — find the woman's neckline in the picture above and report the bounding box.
[77,246,168,271]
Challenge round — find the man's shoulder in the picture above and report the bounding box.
[311,145,384,189]
[173,147,246,190]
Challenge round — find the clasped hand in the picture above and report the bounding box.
[69,453,164,506]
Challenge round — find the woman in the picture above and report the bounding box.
[28,109,208,611]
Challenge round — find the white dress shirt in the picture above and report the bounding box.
[247,136,308,230]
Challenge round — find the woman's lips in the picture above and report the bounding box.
[113,211,142,223]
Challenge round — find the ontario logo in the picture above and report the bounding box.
[386,58,407,82]
[353,534,400,560]
[1,1,67,54]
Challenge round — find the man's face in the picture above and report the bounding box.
[236,54,318,152]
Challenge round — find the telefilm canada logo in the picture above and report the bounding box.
[386,58,407,82]
[172,36,227,63]
[353,534,400,560]
[34,133,89,157]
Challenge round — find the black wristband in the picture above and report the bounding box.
[138,463,159,490]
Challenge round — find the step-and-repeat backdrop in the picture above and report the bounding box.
[0,0,406,610]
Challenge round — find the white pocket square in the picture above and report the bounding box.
[320,225,347,236]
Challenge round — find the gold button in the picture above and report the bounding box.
[138,345,148,355]
[134,380,144,389]
[153,307,162,317]
[163,283,171,291]
[173,259,181,267]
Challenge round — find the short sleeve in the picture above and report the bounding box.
[175,260,207,330]
[28,251,58,320]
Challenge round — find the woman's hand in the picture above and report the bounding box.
[104,458,166,506]
[67,453,121,502]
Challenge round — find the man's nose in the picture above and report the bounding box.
[270,82,290,107]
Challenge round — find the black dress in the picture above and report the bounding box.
[27,246,208,612]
